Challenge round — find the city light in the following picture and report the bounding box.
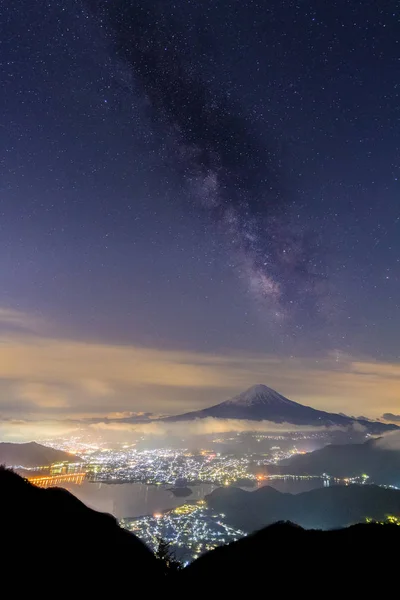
[24,433,399,562]
[120,502,246,563]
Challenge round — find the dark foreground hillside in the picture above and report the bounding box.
[182,520,400,593]
[0,467,162,594]
[1,468,399,596]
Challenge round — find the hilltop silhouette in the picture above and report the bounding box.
[281,437,400,485]
[206,483,400,531]
[0,441,81,468]
[1,467,399,595]
[182,521,399,593]
[0,467,162,594]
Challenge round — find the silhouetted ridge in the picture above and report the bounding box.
[2,467,399,595]
[182,520,399,593]
[0,441,81,467]
[0,467,162,593]
[206,482,400,531]
[282,437,400,485]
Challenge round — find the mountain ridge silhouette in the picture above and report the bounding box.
[1,467,399,595]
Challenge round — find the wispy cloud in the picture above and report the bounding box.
[0,310,399,427]
[89,418,361,438]
[374,430,400,450]
[382,413,400,423]
[16,383,70,408]
[0,417,78,442]
[0,307,43,332]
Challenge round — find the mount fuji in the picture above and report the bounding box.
[166,384,397,434]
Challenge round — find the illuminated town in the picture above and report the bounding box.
[5,432,399,563]
[20,436,397,491]
[366,515,400,526]
[38,434,312,487]
[120,501,246,563]
[86,449,261,486]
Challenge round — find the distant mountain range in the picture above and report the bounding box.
[206,483,400,532]
[166,384,397,434]
[281,437,400,486]
[0,441,81,468]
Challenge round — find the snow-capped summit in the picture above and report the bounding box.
[171,383,327,423]
[165,384,397,434]
[225,384,295,407]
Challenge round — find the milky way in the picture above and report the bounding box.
[0,0,398,430]
[90,0,329,326]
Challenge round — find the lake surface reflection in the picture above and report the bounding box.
[256,477,331,495]
[64,481,217,518]
[64,477,329,519]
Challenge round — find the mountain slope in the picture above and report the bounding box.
[182,521,400,593]
[206,483,400,531]
[0,467,162,593]
[166,384,396,433]
[0,441,81,468]
[2,466,399,595]
[281,437,400,485]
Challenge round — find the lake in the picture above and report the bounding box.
[63,481,217,518]
[257,476,333,495]
[63,476,330,519]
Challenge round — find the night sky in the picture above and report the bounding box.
[0,1,399,438]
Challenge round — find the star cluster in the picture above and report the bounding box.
[93,0,333,329]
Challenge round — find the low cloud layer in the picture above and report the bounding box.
[0,418,78,442]
[0,307,400,440]
[374,430,400,451]
[90,417,362,438]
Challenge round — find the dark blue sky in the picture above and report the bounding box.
[0,1,399,431]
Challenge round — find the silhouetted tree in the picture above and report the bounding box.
[155,538,182,573]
